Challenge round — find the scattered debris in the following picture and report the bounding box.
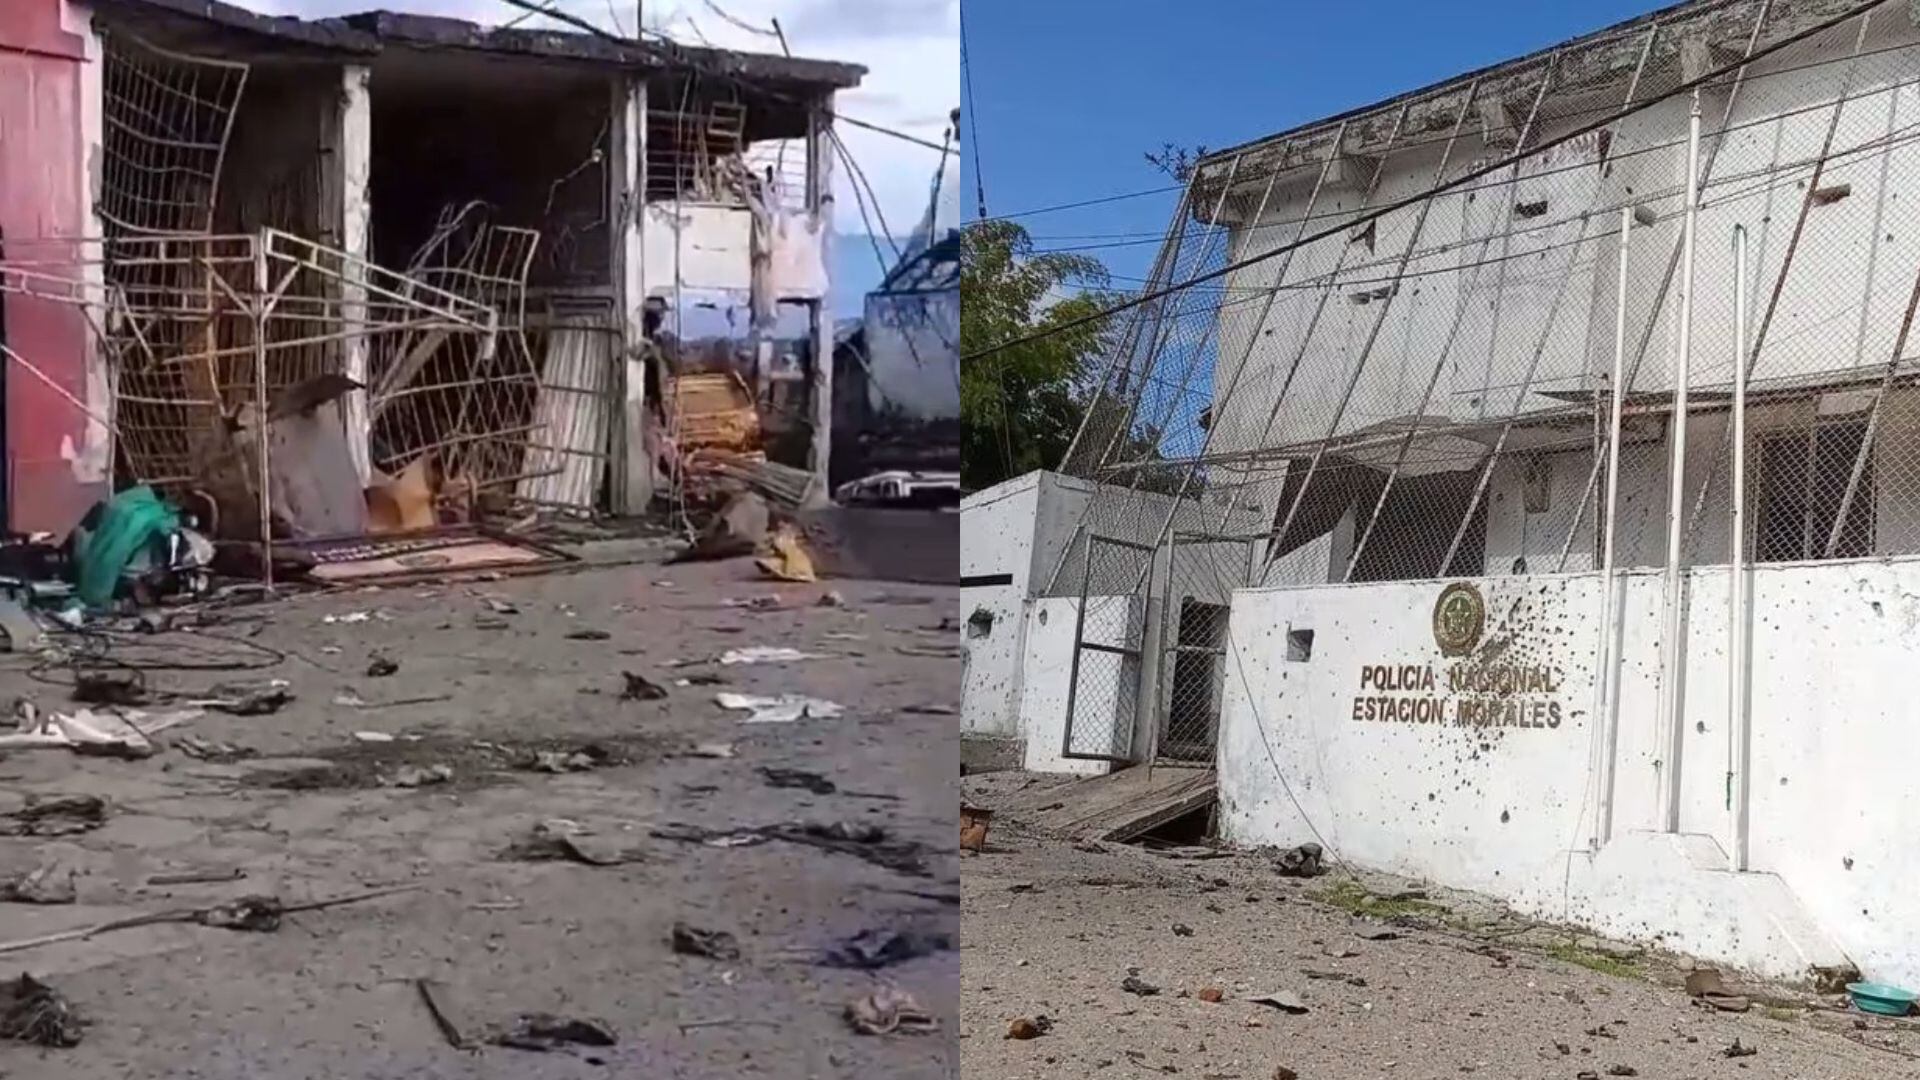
[1723,1038,1757,1059]
[1352,920,1400,941]
[961,805,992,852]
[819,924,955,970]
[198,895,285,932]
[521,748,605,774]
[716,693,843,723]
[0,705,161,758]
[71,672,148,706]
[1172,923,1194,937]
[482,597,519,616]
[680,741,737,759]
[494,1012,617,1052]
[353,730,396,743]
[894,643,961,659]
[1273,842,1326,878]
[755,523,818,582]
[174,736,254,763]
[817,589,848,608]
[670,922,742,961]
[1004,1016,1046,1040]
[723,595,786,611]
[903,703,957,716]
[0,974,83,1047]
[1,795,107,837]
[1605,1066,1638,1077]
[759,766,836,795]
[145,868,246,887]
[0,599,49,654]
[652,820,928,876]
[197,679,293,716]
[0,884,417,957]
[1302,969,1368,987]
[1197,987,1224,1003]
[335,692,452,711]
[505,820,644,866]
[322,611,373,625]
[620,672,669,701]
[845,988,938,1036]
[565,628,611,641]
[366,655,399,678]
[1121,975,1162,997]
[1272,1068,1300,1080]
[674,491,770,565]
[761,821,928,877]
[385,763,454,788]
[1685,968,1751,1013]
[0,864,77,905]
[675,673,727,687]
[718,646,824,665]
[415,978,474,1050]
[1246,989,1309,1014]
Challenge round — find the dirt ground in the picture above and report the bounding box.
[959,772,1920,1080]
[0,539,957,1078]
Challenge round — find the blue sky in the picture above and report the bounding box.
[961,0,1658,286]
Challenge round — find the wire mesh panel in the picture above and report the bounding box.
[98,33,248,237]
[1061,534,1155,763]
[1036,0,1920,607]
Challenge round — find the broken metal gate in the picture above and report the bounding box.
[1155,531,1261,764]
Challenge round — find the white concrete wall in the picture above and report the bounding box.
[961,471,1099,740]
[962,474,1043,739]
[1216,557,1920,986]
[1203,15,1920,557]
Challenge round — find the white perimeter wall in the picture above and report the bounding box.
[1218,559,1920,986]
[961,472,1093,738]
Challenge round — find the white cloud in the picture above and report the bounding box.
[238,0,956,246]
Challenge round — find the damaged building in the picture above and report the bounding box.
[0,0,862,543]
[833,150,959,501]
[966,0,1920,997]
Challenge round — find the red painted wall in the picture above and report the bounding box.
[0,0,100,535]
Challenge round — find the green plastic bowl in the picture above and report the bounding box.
[1847,982,1917,1016]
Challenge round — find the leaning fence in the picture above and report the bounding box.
[1031,0,1920,762]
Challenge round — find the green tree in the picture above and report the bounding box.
[960,219,1123,490]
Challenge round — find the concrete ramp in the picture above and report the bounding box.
[997,766,1216,843]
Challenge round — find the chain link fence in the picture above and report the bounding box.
[1059,534,1155,762]
[1035,0,1920,758]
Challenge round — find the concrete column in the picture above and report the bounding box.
[611,74,652,516]
[806,95,836,506]
[72,3,112,499]
[336,64,372,484]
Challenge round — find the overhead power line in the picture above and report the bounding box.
[495,0,949,154]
